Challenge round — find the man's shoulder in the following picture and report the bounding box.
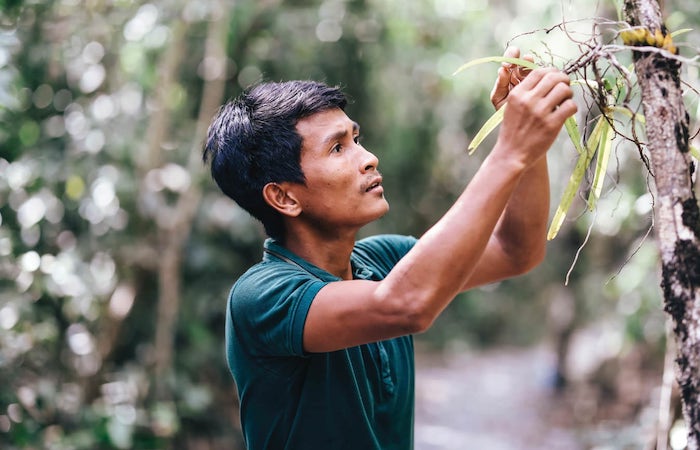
[232,259,319,300]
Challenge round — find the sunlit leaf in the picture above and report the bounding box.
[468,104,506,154]
[547,116,606,240]
[453,56,538,76]
[587,119,613,211]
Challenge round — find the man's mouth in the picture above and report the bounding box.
[365,177,383,192]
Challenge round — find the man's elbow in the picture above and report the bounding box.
[390,300,436,335]
[406,307,436,334]
[511,245,546,276]
[375,289,438,335]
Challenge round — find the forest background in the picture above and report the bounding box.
[1,0,699,448]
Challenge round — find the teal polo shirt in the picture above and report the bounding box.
[225,234,418,450]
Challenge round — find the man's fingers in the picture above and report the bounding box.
[501,48,534,87]
[552,98,578,122]
[491,63,515,108]
[519,68,570,95]
[545,82,575,109]
[509,70,526,87]
[513,55,534,80]
[501,46,520,65]
[501,47,521,81]
[492,67,510,93]
[508,68,575,120]
[512,66,555,91]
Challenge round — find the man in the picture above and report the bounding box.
[203,48,576,449]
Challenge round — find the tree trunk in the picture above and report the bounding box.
[152,0,232,399]
[624,0,700,448]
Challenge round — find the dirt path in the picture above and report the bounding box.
[414,345,585,450]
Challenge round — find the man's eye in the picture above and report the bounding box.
[354,135,362,144]
[332,144,342,153]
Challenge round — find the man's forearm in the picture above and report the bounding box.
[381,149,530,309]
[495,155,550,267]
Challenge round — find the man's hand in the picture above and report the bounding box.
[490,47,533,110]
[489,48,576,170]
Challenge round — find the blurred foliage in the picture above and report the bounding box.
[0,0,698,448]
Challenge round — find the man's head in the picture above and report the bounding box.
[203,80,347,240]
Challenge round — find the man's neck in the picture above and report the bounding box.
[282,226,358,280]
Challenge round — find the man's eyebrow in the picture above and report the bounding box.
[322,121,360,146]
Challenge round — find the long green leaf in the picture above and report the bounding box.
[587,120,613,211]
[453,56,539,76]
[586,115,607,153]
[564,116,586,155]
[547,151,591,240]
[547,116,606,240]
[468,104,506,154]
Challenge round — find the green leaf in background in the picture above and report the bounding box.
[453,56,539,76]
[468,104,506,154]
[587,119,613,211]
[547,115,607,240]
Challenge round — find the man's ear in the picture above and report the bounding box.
[262,182,302,217]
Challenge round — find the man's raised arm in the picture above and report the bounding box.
[303,64,576,353]
[461,47,553,289]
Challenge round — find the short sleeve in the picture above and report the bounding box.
[229,263,326,358]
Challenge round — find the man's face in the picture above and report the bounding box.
[290,108,389,233]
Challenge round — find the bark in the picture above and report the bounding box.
[624,1,700,448]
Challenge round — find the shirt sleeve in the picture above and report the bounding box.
[229,263,326,358]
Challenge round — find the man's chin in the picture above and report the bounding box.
[374,201,390,219]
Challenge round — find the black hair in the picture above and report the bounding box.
[203,80,347,240]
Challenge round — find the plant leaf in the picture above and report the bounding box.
[571,79,599,90]
[547,151,592,240]
[690,145,700,160]
[586,114,608,155]
[587,119,613,211]
[564,116,586,155]
[547,116,606,240]
[468,104,506,154]
[608,106,645,124]
[671,28,692,38]
[453,56,539,76]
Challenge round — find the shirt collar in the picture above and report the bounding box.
[263,238,376,281]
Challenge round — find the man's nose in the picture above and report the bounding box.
[360,147,379,172]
